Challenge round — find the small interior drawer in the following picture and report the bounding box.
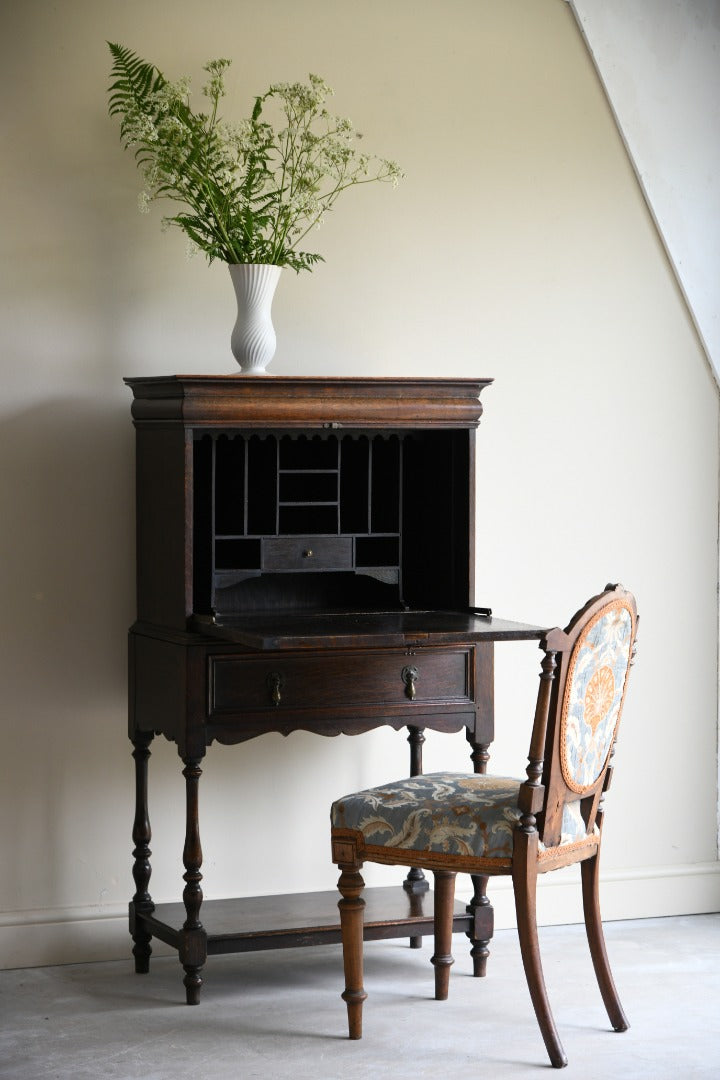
[262,536,353,571]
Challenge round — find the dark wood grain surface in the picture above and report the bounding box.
[194,610,546,650]
[137,886,473,954]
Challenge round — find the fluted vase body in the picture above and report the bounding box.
[229,263,282,374]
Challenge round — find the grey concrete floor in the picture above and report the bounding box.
[1,914,718,1080]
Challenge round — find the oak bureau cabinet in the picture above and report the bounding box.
[124,376,544,1004]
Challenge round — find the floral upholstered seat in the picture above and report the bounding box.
[332,773,523,864]
[331,772,596,869]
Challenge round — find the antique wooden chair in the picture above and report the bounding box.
[330,584,638,1068]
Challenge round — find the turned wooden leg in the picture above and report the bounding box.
[404,726,429,948]
[130,732,154,974]
[431,870,456,1000]
[513,841,567,1069]
[466,732,494,975]
[181,758,206,1005]
[466,873,493,977]
[338,867,368,1039]
[581,854,629,1032]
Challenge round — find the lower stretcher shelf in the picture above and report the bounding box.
[135,885,474,956]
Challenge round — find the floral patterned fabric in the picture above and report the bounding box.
[332,773,524,861]
[331,772,597,861]
[543,799,595,850]
[560,600,634,794]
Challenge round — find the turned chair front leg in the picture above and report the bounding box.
[338,866,368,1039]
[431,869,456,1000]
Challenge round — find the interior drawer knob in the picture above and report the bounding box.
[266,671,285,706]
[401,665,419,701]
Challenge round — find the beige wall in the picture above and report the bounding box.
[1,0,717,969]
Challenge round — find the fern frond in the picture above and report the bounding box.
[107,42,165,118]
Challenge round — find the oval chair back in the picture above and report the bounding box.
[525,585,638,855]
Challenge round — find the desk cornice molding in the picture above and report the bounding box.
[123,375,493,429]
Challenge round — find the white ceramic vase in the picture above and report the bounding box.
[228,263,282,374]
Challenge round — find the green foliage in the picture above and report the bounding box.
[107,44,403,270]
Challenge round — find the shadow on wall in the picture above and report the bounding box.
[0,397,136,906]
[0,397,135,697]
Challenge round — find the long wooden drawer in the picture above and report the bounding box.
[209,646,474,716]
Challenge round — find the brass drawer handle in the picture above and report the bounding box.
[402,665,419,701]
[266,672,285,706]
[302,549,314,558]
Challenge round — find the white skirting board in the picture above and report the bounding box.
[456,859,720,931]
[1,861,718,971]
